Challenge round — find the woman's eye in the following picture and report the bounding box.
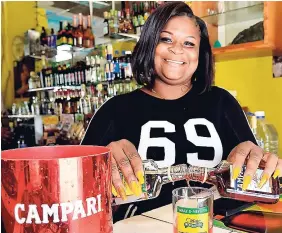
[184,41,195,47]
[160,37,172,43]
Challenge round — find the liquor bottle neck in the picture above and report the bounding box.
[161,164,217,185]
[161,164,188,184]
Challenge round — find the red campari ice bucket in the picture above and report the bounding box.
[1,145,113,233]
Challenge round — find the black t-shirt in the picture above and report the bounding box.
[81,85,256,222]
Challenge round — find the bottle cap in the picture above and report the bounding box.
[30,71,36,77]
[255,111,265,118]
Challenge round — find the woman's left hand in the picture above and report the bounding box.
[227,141,281,190]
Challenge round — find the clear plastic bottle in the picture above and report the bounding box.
[255,111,279,154]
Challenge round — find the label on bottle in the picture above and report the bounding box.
[62,36,67,44]
[71,73,75,84]
[78,37,83,46]
[177,206,209,233]
[103,25,108,35]
[230,165,271,193]
[86,39,91,48]
[75,72,78,85]
[68,38,73,46]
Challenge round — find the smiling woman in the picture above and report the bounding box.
[131,2,214,99]
[81,1,282,223]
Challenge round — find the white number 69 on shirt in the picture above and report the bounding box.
[138,119,223,168]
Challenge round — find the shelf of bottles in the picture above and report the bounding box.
[103,1,160,39]
[24,1,165,64]
[38,13,95,54]
[6,3,166,148]
[20,43,137,119]
[26,12,107,63]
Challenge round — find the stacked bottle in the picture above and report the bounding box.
[39,14,95,49]
[254,111,279,154]
[103,1,160,37]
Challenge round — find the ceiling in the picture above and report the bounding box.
[38,1,121,19]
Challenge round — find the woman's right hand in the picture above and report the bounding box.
[107,139,144,201]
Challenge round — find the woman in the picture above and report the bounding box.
[82,2,281,222]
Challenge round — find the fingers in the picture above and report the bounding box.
[273,159,282,179]
[108,140,142,199]
[228,141,280,191]
[228,141,256,180]
[111,156,127,201]
[258,153,278,188]
[119,139,144,184]
[242,145,264,190]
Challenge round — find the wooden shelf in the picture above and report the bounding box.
[28,87,55,92]
[118,33,140,41]
[212,41,272,61]
[8,115,36,118]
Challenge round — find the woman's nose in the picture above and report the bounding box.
[168,43,184,55]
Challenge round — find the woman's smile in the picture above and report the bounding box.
[163,58,187,66]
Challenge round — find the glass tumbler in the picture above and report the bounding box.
[172,187,214,233]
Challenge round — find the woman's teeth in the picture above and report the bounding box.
[164,59,185,64]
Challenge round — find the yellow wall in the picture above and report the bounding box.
[1,1,48,108]
[215,56,282,156]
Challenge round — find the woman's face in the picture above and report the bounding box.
[154,16,201,86]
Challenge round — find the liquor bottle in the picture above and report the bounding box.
[57,65,63,86]
[79,84,90,115]
[54,67,59,86]
[85,56,91,84]
[28,71,36,90]
[57,21,63,46]
[84,15,95,48]
[255,111,279,154]
[61,21,68,45]
[82,16,88,48]
[72,15,78,47]
[124,8,134,34]
[50,28,57,48]
[105,63,111,81]
[77,13,84,47]
[90,56,97,83]
[40,27,48,46]
[67,23,73,46]
[95,56,102,82]
[117,11,123,33]
[62,64,68,86]
[49,67,54,87]
[125,51,133,79]
[112,160,280,206]
[113,57,121,79]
